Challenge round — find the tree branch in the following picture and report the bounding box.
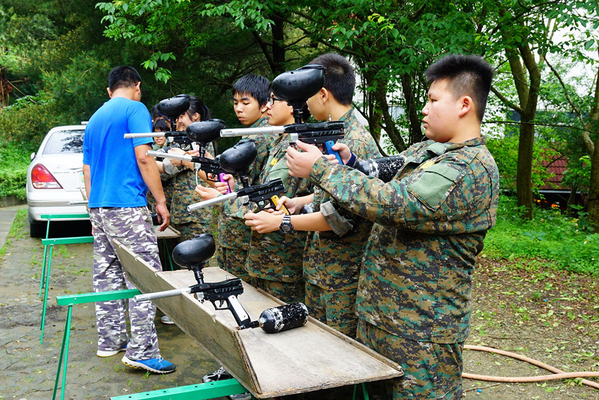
[490,86,524,115]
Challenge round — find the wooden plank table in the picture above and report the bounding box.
[114,240,403,399]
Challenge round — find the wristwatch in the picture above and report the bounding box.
[279,215,294,234]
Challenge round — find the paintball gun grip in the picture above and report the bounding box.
[187,192,239,212]
[218,173,231,194]
[124,132,165,139]
[134,287,192,302]
[325,140,343,164]
[224,295,256,329]
[271,195,290,215]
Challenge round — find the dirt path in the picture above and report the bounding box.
[0,212,598,399]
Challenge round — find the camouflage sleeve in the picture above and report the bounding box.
[320,201,353,236]
[310,154,496,234]
[162,158,181,178]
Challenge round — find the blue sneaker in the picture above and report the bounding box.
[122,355,176,374]
[97,342,127,358]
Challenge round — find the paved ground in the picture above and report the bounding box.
[0,208,224,400]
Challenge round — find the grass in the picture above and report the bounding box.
[482,196,599,276]
[0,209,27,259]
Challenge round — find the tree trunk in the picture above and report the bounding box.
[588,139,599,230]
[516,117,534,220]
[400,73,424,145]
[271,14,286,75]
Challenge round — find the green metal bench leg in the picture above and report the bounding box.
[39,244,50,298]
[162,239,174,271]
[52,304,72,400]
[40,244,54,344]
[110,378,249,399]
[352,382,370,400]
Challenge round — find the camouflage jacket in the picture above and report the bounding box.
[170,157,213,227]
[305,109,380,290]
[246,133,313,282]
[218,118,275,248]
[310,137,499,343]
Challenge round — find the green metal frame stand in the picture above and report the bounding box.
[110,379,250,399]
[52,289,141,400]
[39,213,93,344]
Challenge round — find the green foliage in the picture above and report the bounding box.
[484,196,599,275]
[486,133,557,194]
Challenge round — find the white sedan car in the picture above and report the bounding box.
[26,125,89,237]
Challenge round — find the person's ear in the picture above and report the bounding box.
[192,112,201,122]
[106,87,112,98]
[458,96,472,117]
[320,88,329,103]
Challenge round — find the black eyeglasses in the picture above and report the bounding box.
[268,95,285,105]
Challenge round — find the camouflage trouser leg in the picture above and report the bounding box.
[174,221,208,242]
[357,320,463,400]
[217,245,250,282]
[304,282,358,338]
[249,277,305,304]
[89,207,161,360]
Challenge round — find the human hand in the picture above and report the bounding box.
[276,196,302,214]
[195,185,222,200]
[285,140,337,178]
[214,180,231,195]
[167,147,186,167]
[155,202,171,231]
[244,211,283,234]
[331,142,352,164]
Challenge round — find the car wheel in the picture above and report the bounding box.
[29,220,47,238]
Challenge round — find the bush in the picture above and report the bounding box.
[483,195,599,275]
[0,141,35,200]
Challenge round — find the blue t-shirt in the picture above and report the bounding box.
[83,97,153,208]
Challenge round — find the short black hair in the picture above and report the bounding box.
[232,74,271,107]
[150,104,163,121]
[309,53,355,105]
[425,54,493,121]
[108,66,142,92]
[187,95,211,121]
[153,118,170,132]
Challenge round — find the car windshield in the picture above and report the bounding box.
[42,130,85,155]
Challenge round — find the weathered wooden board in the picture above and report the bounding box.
[114,240,403,398]
[154,225,180,239]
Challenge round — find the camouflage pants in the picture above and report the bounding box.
[304,282,358,338]
[89,207,162,360]
[249,277,305,304]
[217,244,250,282]
[357,320,463,400]
[173,221,208,242]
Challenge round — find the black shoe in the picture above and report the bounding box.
[203,366,232,382]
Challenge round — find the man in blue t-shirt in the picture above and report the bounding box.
[82,66,175,374]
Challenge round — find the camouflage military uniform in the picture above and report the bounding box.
[170,156,214,241]
[303,109,379,338]
[89,207,161,360]
[245,134,312,304]
[217,118,274,281]
[309,137,499,398]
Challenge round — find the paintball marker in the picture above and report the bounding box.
[145,119,230,184]
[124,95,193,146]
[186,139,289,214]
[220,65,344,164]
[134,234,308,332]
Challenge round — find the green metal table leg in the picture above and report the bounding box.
[52,289,141,399]
[39,244,49,298]
[352,383,370,400]
[52,305,72,400]
[110,378,249,399]
[40,244,54,344]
